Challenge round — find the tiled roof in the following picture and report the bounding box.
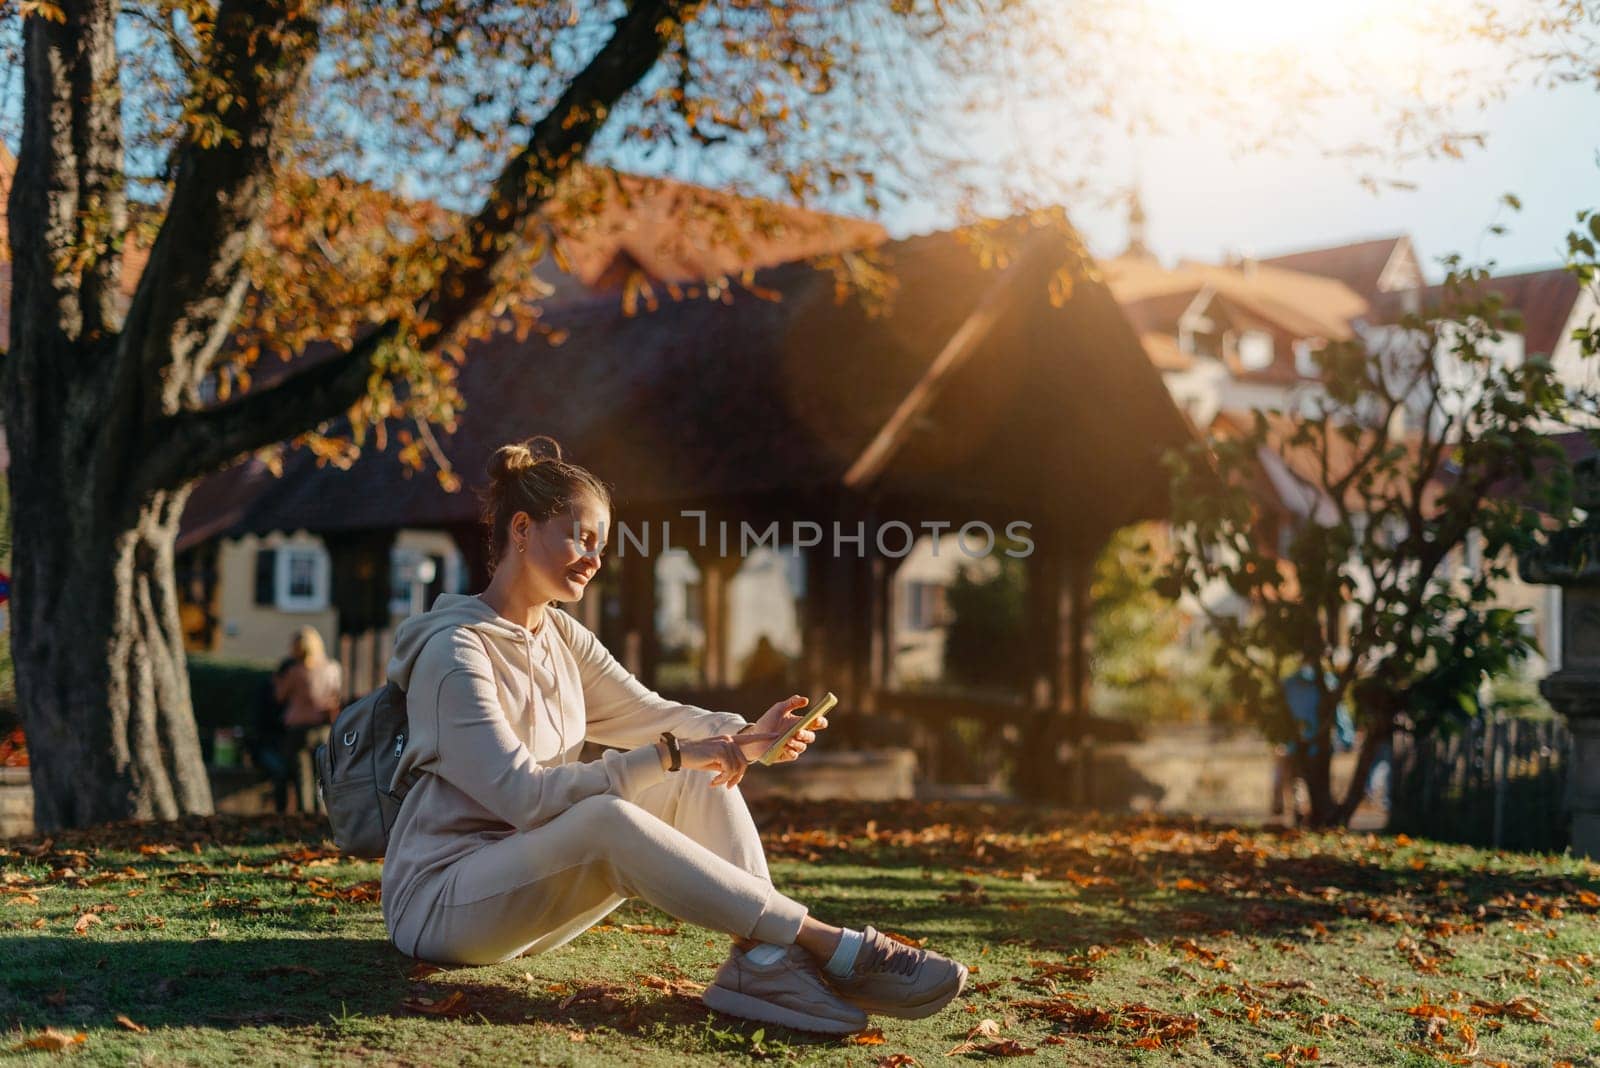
[182,225,1194,546]
[1259,236,1410,301]
[1372,267,1585,358]
[1103,255,1366,342]
[0,166,883,347]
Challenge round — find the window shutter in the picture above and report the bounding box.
[254,550,278,606]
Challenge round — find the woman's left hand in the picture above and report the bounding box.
[746,694,830,764]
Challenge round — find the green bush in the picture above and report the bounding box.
[187,654,276,743]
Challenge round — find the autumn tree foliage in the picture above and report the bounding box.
[12,0,1250,829]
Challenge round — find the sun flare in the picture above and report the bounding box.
[1150,0,1398,55]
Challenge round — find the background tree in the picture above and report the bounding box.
[942,554,1030,698]
[1160,221,1600,827]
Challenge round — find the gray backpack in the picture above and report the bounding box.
[313,681,422,858]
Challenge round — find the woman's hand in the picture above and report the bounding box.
[746,694,830,764]
[672,732,783,789]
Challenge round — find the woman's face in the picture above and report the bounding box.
[508,492,609,602]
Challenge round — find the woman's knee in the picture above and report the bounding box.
[567,793,656,845]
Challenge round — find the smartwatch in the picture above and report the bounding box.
[659,731,682,773]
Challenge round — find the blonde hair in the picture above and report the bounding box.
[290,626,327,668]
[482,435,612,569]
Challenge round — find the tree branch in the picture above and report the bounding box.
[117,0,320,428]
[149,0,699,489]
[6,0,125,351]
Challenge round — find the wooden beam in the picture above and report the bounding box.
[697,556,734,689]
[841,234,1049,490]
[619,552,659,685]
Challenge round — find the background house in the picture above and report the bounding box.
[1101,208,1593,687]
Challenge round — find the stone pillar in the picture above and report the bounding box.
[1519,456,1600,859]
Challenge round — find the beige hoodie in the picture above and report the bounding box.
[379,593,749,941]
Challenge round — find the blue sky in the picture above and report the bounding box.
[908,78,1600,281]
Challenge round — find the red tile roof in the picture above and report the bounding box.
[1375,267,1585,358]
[180,225,1194,548]
[1260,236,1411,301]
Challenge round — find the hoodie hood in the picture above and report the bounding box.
[387,593,557,693]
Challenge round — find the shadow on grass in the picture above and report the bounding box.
[0,933,847,1049]
[784,839,1600,956]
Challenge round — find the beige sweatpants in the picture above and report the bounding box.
[391,771,810,966]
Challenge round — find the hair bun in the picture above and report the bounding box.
[487,436,564,484]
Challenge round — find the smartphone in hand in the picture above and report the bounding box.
[758,692,838,766]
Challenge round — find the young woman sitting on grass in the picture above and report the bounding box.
[380,436,968,1035]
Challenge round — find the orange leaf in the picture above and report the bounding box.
[114,1014,148,1034]
[847,1027,887,1046]
[877,1056,919,1068]
[883,931,926,948]
[402,991,471,1017]
[620,924,678,936]
[407,962,444,981]
[73,912,101,934]
[12,1028,86,1052]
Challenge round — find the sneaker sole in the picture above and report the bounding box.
[702,983,868,1036]
[845,962,969,1020]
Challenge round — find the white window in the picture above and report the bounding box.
[904,581,949,632]
[1293,339,1319,378]
[390,548,442,619]
[1237,330,1274,371]
[1461,528,1485,577]
[275,546,330,612]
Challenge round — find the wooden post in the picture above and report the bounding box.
[619,551,659,685]
[1493,716,1511,849]
[695,554,738,690]
[866,552,901,700]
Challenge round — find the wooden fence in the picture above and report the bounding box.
[1388,715,1572,853]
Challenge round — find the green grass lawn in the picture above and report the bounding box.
[3,801,1599,1066]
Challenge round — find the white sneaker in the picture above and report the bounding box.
[702,944,869,1035]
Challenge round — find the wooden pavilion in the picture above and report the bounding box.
[179,222,1193,794]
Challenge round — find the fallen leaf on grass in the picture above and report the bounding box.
[402,990,471,1017]
[619,923,678,936]
[407,962,444,981]
[883,931,926,948]
[847,1027,886,1045]
[946,1018,1004,1055]
[1469,995,1553,1024]
[1264,1044,1319,1063]
[12,1028,86,1052]
[638,974,704,997]
[73,912,101,934]
[877,1055,919,1067]
[558,984,622,1011]
[6,892,40,906]
[114,1014,147,1033]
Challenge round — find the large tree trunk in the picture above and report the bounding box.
[4,0,689,829]
[9,457,210,829]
